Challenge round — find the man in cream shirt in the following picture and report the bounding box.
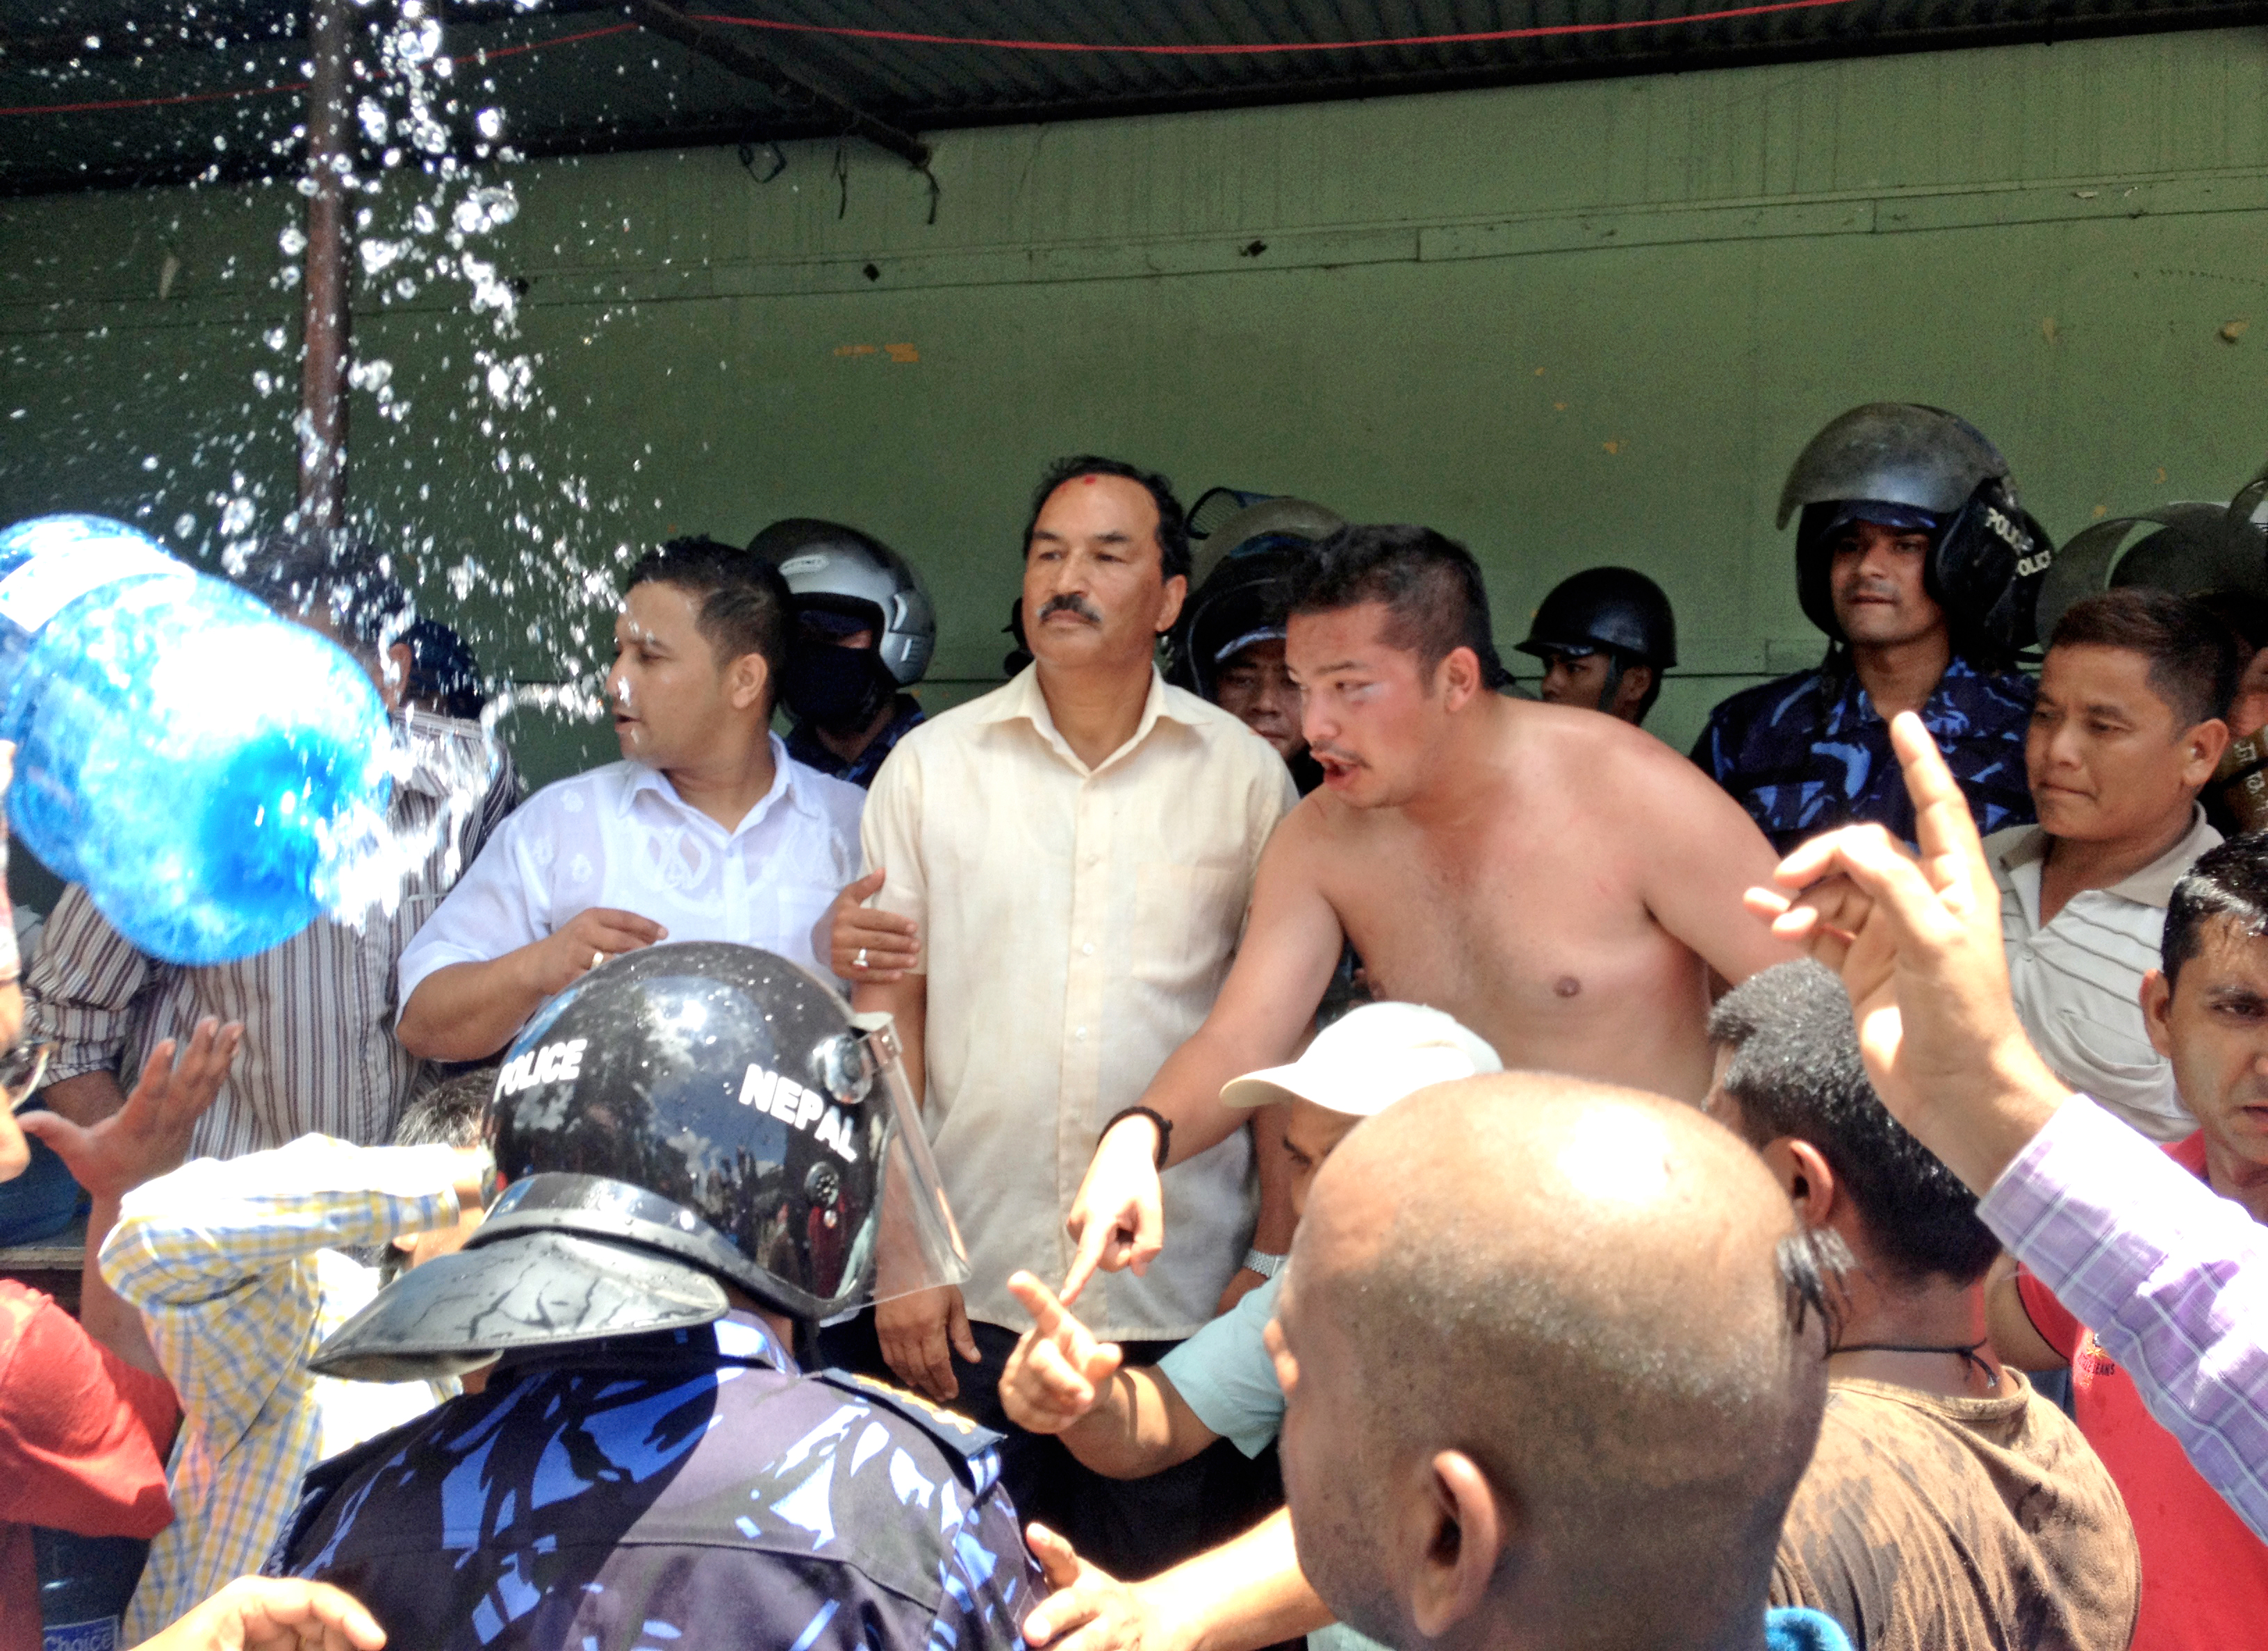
[1989,589,2235,1141]
[823,455,1297,1582]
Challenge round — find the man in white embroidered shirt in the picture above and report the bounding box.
[1988,588,2237,1141]
[396,538,864,1060]
[821,455,1298,1583]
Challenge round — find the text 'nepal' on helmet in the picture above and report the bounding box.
[2032,462,2268,639]
[1780,404,2055,657]
[309,944,968,1383]
[1514,566,1677,668]
[750,518,937,687]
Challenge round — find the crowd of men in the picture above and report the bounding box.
[2,397,2268,1651]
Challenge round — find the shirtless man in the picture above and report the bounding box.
[1055,523,1793,1292]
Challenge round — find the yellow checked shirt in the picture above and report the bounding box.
[862,666,1297,1342]
[100,1136,467,1640]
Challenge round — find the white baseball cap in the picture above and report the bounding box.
[1219,1002,1502,1118]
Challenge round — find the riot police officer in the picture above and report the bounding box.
[272,943,1038,1651]
[753,520,937,788]
[1514,566,1677,726]
[1693,403,2052,853]
[1167,494,1345,794]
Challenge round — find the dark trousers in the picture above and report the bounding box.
[819,1309,1283,1582]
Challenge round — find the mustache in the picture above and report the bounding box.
[1842,582,1903,602]
[1309,741,1360,766]
[1040,593,1103,624]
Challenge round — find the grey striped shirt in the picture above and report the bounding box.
[1989,808,2219,1144]
[26,710,519,1158]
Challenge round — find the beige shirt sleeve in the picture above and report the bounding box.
[861,738,930,974]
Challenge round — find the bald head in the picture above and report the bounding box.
[1270,1074,1832,1651]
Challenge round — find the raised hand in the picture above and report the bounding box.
[1000,1270,1124,1435]
[1743,711,2069,1192]
[18,1017,243,1199]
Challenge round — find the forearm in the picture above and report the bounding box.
[1247,1104,1295,1256]
[105,1140,468,1308]
[1139,1508,1333,1651]
[1059,1367,1215,1481]
[853,976,927,1106]
[1979,1095,2268,1536]
[396,953,549,1061]
[1136,1031,1269,1167]
[79,1193,163,1377]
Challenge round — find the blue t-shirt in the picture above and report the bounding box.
[1157,1272,1285,1459]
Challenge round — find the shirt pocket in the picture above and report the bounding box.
[2052,1008,2167,1086]
[1131,861,1247,996]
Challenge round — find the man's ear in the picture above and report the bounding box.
[1403,1449,1509,1639]
[730,652,773,715]
[1758,1137,1839,1230]
[2183,718,2234,786]
[1155,572,1189,635]
[1613,666,1654,720]
[1437,646,1484,711]
[377,641,414,712]
[2140,968,2176,1060]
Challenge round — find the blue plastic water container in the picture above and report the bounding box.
[0,514,391,964]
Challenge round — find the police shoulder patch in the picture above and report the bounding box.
[814,1369,1005,1469]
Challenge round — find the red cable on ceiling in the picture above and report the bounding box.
[690,0,1855,54]
[0,2,1853,120]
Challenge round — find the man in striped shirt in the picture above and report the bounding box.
[22,531,518,1159]
[1988,589,2237,1142]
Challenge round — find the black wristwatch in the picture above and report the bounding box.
[1101,1104,1172,1169]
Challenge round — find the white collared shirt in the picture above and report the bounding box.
[863,665,1299,1340]
[1987,806,2221,1142]
[397,734,864,1015]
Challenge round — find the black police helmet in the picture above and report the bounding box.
[311,944,964,1382]
[1515,566,1677,669]
[1168,544,1309,699]
[2033,463,2268,640]
[1781,404,2054,657]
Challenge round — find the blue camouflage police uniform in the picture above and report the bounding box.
[1692,655,2035,855]
[270,1313,1039,1651]
[787,697,926,791]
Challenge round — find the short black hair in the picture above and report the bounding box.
[378,1066,497,1284]
[2164,832,2268,988]
[1287,523,1513,689]
[234,525,411,662]
[1709,960,1998,1288]
[1022,456,1192,584]
[622,535,792,703]
[2050,588,2244,729]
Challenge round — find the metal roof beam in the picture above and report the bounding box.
[620,0,930,168]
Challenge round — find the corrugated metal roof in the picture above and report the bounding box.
[1,0,2262,193]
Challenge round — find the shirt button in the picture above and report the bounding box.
[1075,1027,1088,1040]
[1082,942,1096,956]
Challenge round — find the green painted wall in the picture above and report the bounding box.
[4,24,2267,816]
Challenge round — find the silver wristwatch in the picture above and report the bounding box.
[1241,1249,1286,1280]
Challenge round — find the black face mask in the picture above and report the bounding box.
[783,644,893,734]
